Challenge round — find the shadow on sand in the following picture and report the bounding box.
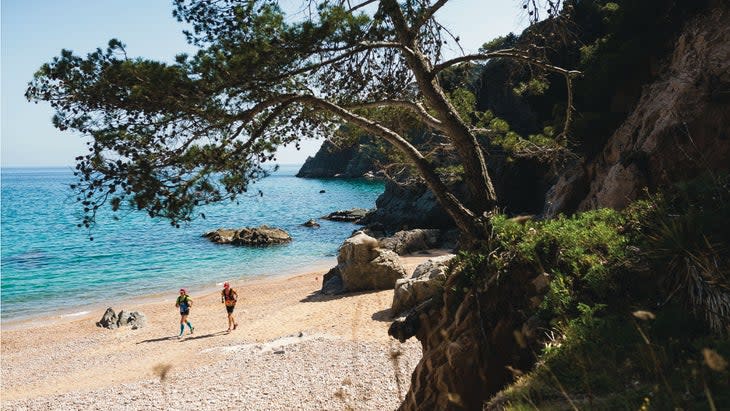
[299,289,381,303]
[137,330,228,344]
[371,308,393,322]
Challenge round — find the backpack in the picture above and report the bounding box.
[222,288,237,302]
[177,295,191,309]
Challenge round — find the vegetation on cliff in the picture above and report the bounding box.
[402,175,728,410]
[389,0,729,408]
[481,175,730,409]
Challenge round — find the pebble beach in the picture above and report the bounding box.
[0,253,447,411]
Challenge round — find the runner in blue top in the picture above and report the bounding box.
[175,288,194,338]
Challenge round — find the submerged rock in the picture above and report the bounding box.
[302,219,321,228]
[321,208,370,223]
[203,225,292,246]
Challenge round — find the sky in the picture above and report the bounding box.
[1,0,530,167]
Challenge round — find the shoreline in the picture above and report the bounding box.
[0,257,339,331]
[1,250,451,410]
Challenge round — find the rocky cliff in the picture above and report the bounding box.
[397,3,730,410]
[360,152,552,232]
[545,2,730,215]
[296,136,383,178]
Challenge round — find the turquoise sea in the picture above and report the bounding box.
[0,165,384,322]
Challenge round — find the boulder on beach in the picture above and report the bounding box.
[117,310,147,329]
[96,307,118,329]
[335,231,407,292]
[203,225,292,246]
[379,229,442,255]
[321,266,344,295]
[97,308,146,329]
[391,255,455,315]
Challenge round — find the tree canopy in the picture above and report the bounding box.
[27,0,576,242]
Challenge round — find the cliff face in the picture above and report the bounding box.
[296,137,383,178]
[546,3,730,215]
[399,4,730,410]
[361,154,552,232]
[359,180,460,230]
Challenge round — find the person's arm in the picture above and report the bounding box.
[187,297,193,307]
[175,297,179,307]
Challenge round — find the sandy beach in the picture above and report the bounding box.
[1,252,449,411]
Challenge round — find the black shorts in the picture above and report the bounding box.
[226,305,235,314]
[180,310,190,316]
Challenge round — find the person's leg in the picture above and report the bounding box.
[187,319,194,333]
[179,314,186,336]
[226,306,233,331]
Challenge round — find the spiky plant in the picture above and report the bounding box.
[642,175,730,334]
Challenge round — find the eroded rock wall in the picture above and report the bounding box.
[546,3,730,215]
[394,265,545,411]
[399,5,730,410]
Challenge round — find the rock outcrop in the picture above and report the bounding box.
[393,5,730,410]
[390,263,548,411]
[378,229,443,255]
[203,225,292,246]
[96,308,146,329]
[302,219,320,228]
[359,180,461,230]
[391,255,454,315]
[296,137,383,178]
[545,3,730,215]
[321,208,370,222]
[96,307,118,329]
[360,154,552,233]
[322,232,407,293]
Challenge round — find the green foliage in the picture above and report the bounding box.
[633,174,730,333]
[473,176,730,409]
[472,0,710,157]
[435,164,464,181]
[502,303,730,410]
[490,209,627,311]
[448,88,478,123]
[479,33,519,53]
[512,78,549,97]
